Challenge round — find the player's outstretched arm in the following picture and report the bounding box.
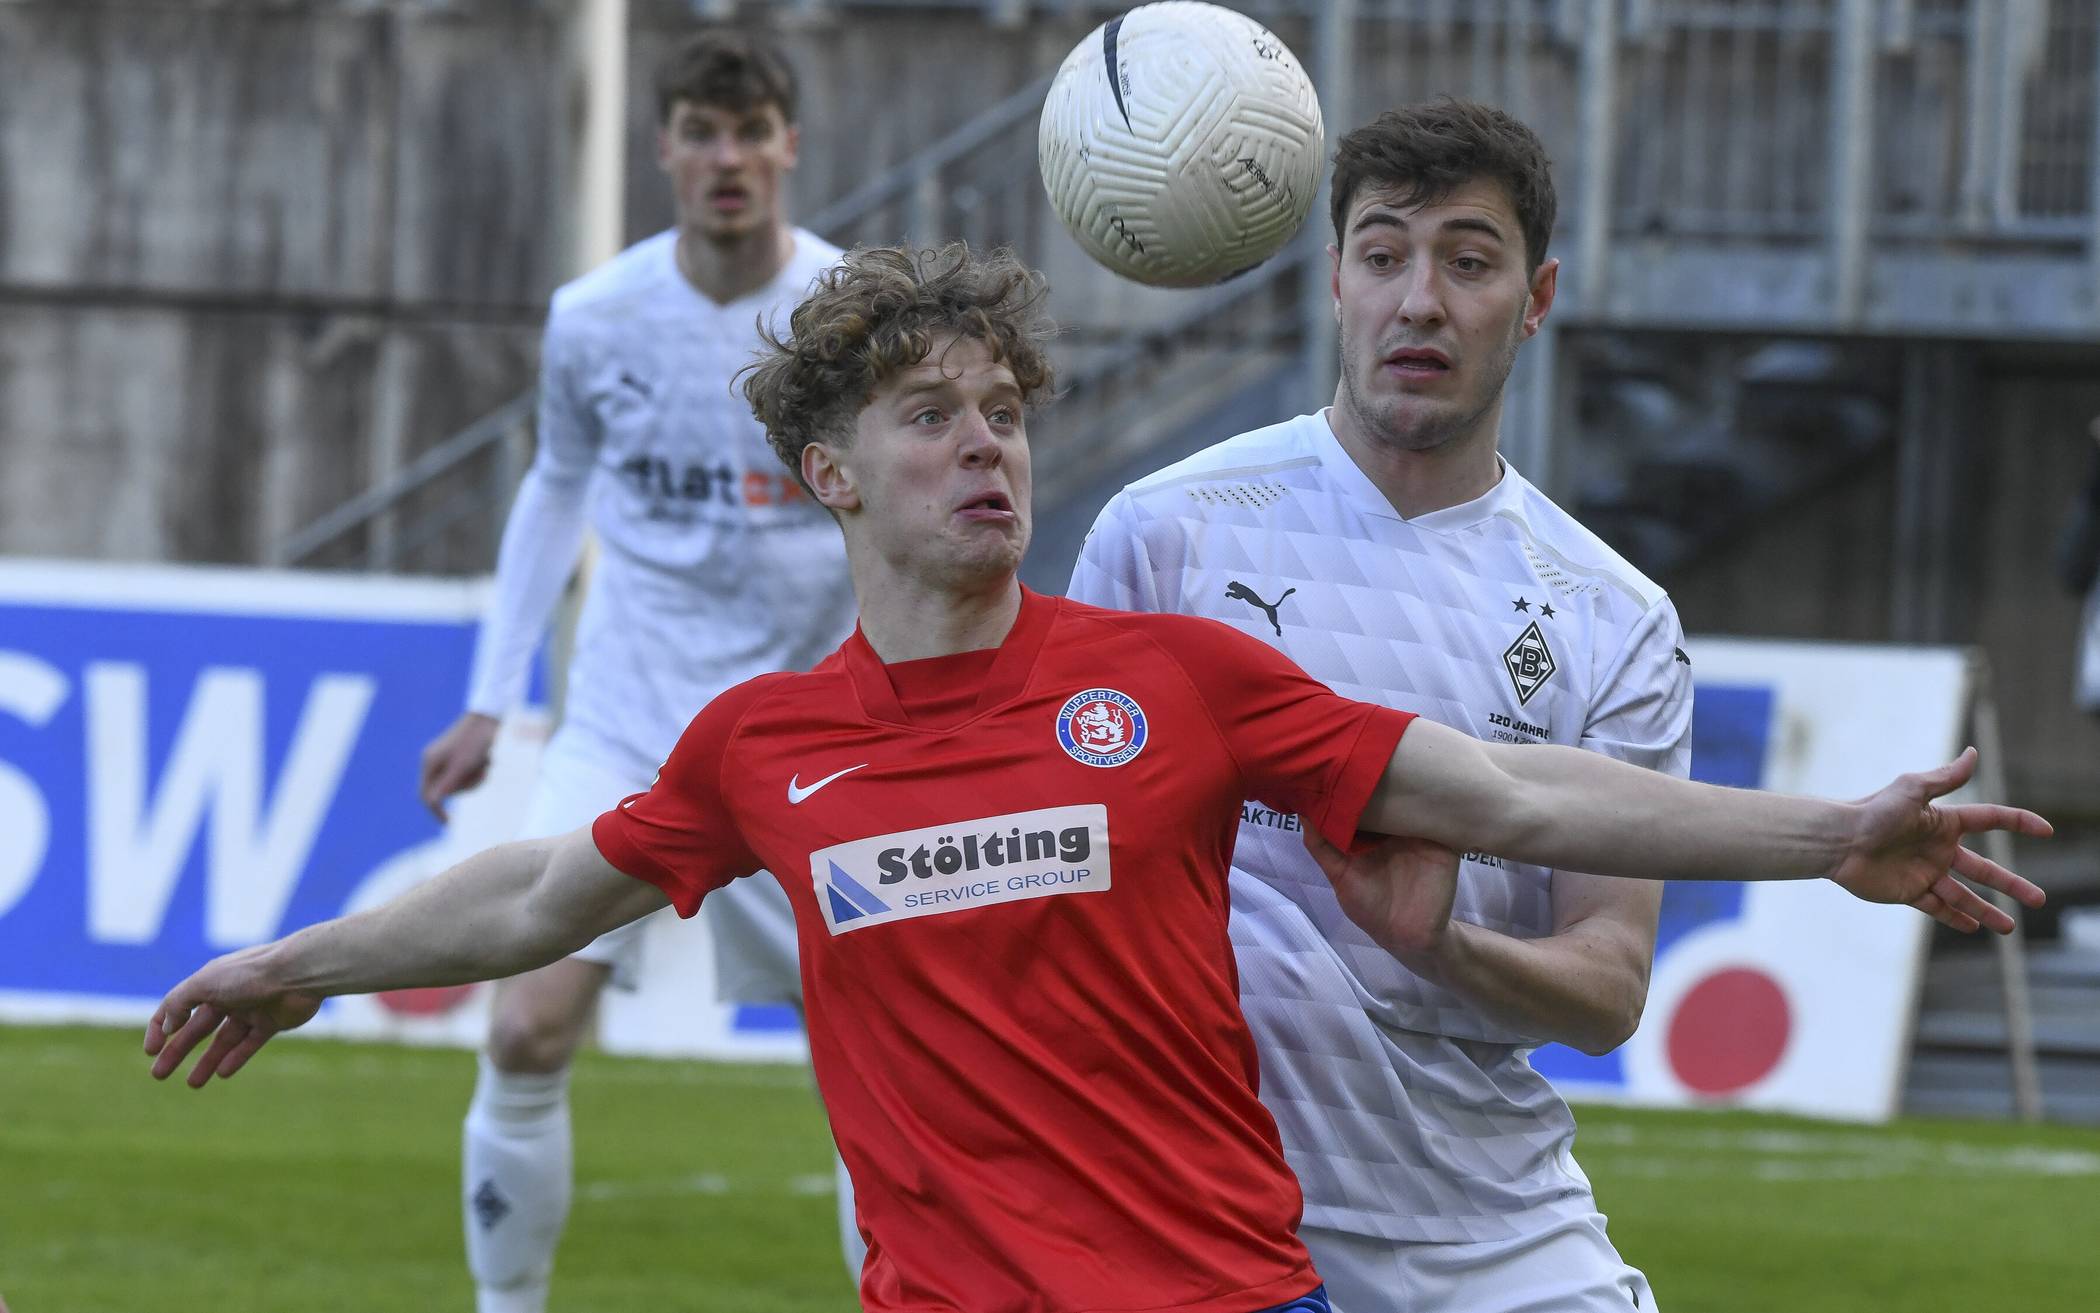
[144,828,666,1087]
[1361,721,2050,933]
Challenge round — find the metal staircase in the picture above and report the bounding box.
[1906,941,2100,1124]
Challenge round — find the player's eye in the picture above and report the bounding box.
[989,406,1018,426]
[1365,251,1396,270]
[739,121,771,142]
[912,408,945,426]
[1453,256,1489,274]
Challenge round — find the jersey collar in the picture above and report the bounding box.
[664,227,808,313]
[842,585,1057,729]
[1310,408,1529,533]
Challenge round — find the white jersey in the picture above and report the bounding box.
[467,229,855,773]
[1068,411,1692,1244]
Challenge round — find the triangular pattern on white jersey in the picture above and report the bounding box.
[471,229,856,775]
[1069,410,1692,1241]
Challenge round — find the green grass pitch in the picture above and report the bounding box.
[5,1025,2094,1311]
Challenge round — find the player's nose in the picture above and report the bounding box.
[955,411,1001,465]
[1394,268,1447,326]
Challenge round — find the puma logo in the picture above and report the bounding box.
[1225,581,1295,636]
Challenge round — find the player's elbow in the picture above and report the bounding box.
[1572,963,1652,1056]
[1468,785,1552,866]
[1406,738,1546,857]
[1573,995,1645,1057]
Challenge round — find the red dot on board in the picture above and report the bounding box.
[1665,967,1791,1096]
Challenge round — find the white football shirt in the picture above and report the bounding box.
[466,229,855,774]
[1068,410,1693,1243]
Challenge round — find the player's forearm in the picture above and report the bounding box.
[1485,743,1854,880]
[258,837,580,997]
[1400,919,1649,1055]
[1373,724,1858,882]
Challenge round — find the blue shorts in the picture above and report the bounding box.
[1257,1284,1330,1313]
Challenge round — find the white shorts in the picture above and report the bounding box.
[1304,1213,1655,1313]
[517,729,801,1003]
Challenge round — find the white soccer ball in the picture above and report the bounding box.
[1037,2,1325,288]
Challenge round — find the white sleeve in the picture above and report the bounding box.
[1064,491,1175,614]
[1580,595,1694,780]
[463,315,599,718]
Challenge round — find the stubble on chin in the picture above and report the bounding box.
[1340,364,1471,455]
[1340,312,1527,455]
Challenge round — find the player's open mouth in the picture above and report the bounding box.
[1383,348,1452,377]
[708,187,749,212]
[956,492,1015,522]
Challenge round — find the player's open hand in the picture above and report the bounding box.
[144,947,322,1088]
[1830,748,2051,932]
[1303,824,1462,960]
[419,711,500,822]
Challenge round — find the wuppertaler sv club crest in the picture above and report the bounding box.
[1056,688,1149,767]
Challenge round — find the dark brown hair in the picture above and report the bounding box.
[742,243,1057,483]
[654,29,798,125]
[1329,98,1556,273]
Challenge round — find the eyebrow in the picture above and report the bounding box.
[892,378,957,403]
[891,378,1022,405]
[1350,209,1509,244]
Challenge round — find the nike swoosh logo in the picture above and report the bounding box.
[787,764,867,805]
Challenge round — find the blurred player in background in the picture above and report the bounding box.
[412,29,858,1313]
[1070,100,1684,1311]
[155,242,2047,1313]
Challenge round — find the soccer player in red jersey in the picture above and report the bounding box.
[146,245,2049,1313]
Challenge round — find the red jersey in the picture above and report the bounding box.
[593,589,1413,1313]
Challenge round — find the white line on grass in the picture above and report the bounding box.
[1578,1124,2100,1180]
[579,1172,835,1202]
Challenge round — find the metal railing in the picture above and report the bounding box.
[281,0,2100,571]
[275,69,1058,573]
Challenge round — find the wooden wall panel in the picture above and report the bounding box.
[0,3,400,297]
[0,305,534,565]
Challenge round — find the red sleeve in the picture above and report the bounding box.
[1140,615,1413,850]
[590,675,785,917]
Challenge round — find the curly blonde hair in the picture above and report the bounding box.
[742,243,1057,485]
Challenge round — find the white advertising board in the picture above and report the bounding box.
[1533,638,1972,1122]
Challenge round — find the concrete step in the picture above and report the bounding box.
[1912,1011,2100,1055]
[1905,942,2100,1124]
[1903,1049,2100,1124]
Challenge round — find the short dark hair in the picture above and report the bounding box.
[654,29,798,125]
[1329,99,1556,273]
[742,243,1057,485]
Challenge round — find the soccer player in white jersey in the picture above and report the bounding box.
[413,31,858,1313]
[1069,101,1688,1311]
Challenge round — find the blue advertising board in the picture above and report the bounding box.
[0,559,802,1059]
[0,562,483,1014]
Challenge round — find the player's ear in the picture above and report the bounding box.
[780,120,801,169]
[1328,243,1342,317]
[1523,257,1559,338]
[656,103,680,172]
[804,441,859,513]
